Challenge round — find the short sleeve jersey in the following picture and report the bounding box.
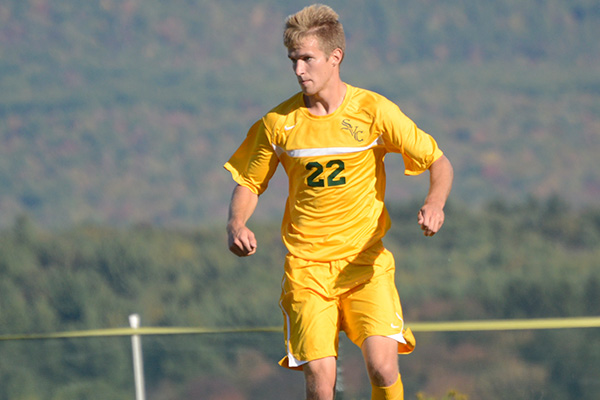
[224,84,443,261]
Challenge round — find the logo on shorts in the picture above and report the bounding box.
[391,313,403,329]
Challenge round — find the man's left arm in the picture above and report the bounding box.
[418,155,453,237]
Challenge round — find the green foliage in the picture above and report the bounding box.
[384,197,600,400]
[0,0,599,227]
[0,0,599,398]
[0,196,599,399]
[0,215,291,399]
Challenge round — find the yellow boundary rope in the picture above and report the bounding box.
[1,316,599,342]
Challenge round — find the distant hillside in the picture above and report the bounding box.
[0,0,599,228]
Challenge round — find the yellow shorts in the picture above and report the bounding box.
[278,242,416,370]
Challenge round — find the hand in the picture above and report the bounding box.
[417,204,445,237]
[227,223,257,257]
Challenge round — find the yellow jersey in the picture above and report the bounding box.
[224,84,443,261]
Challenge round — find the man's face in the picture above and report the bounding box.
[288,36,336,96]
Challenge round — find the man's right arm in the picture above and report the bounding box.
[226,184,259,257]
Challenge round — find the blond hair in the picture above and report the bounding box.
[283,4,345,60]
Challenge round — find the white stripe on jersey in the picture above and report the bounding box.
[272,136,383,158]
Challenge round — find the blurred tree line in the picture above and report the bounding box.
[0,196,598,399]
[0,0,599,227]
[0,0,599,398]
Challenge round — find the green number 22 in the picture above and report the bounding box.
[306,160,346,187]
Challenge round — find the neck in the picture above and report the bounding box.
[304,81,347,116]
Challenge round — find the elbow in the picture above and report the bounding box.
[433,155,453,175]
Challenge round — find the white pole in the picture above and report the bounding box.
[129,314,147,400]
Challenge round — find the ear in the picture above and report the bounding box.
[330,48,344,67]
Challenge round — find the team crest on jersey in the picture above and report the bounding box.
[341,119,364,143]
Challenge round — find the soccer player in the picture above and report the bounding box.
[225,4,453,400]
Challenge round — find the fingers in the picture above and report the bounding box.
[229,240,256,256]
[418,207,445,237]
[228,228,257,257]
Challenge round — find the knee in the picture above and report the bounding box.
[306,382,335,400]
[368,362,399,387]
[362,336,399,387]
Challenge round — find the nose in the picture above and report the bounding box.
[294,60,305,77]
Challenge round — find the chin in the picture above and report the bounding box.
[300,87,317,96]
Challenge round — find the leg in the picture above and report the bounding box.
[303,356,337,400]
[338,247,410,399]
[362,336,404,400]
[362,336,399,386]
